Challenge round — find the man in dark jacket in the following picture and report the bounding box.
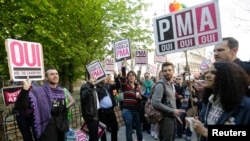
[214,37,250,96]
[14,67,69,141]
[214,37,250,75]
[96,71,120,141]
[80,77,99,141]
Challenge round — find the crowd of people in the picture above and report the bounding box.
[11,37,250,141]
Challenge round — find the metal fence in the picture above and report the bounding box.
[0,104,83,141]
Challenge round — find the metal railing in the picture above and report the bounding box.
[1,104,83,141]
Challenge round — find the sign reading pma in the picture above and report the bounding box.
[135,50,148,65]
[105,58,115,72]
[86,60,107,84]
[5,39,44,81]
[153,0,222,55]
[114,38,131,62]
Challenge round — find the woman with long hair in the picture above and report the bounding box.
[192,61,250,141]
[120,59,143,141]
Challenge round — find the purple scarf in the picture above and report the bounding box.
[29,83,65,138]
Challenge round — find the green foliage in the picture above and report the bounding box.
[0,0,153,90]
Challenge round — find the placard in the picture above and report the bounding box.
[86,60,107,83]
[153,0,222,55]
[105,58,115,72]
[5,39,44,81]
[135,50,148,65]
[1,86,22,106]
[114,38,131,62]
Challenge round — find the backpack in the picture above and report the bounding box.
[144,82,166,124]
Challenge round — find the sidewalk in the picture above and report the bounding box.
[106,126,197,141]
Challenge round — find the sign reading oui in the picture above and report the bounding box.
[5,39,44,81]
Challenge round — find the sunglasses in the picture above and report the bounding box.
[176,78,182,80]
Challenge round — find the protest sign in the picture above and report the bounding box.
[1,86,22,106]
[154,53,166,63]
[105,58,115,72]
[86,60,107,83]
[135,50,148,65]
[5,39,44,81]
[200,59,211,70]
[147,64,157,77]
[153,0,222,55]
[114,38,131,62]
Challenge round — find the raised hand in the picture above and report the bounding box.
[114,71,118,78]
[89,76,97,85]
[23,76,32,90]
[122,58,127,67]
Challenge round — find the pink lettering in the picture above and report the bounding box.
[91,69,104,78]
[116,48,129,58]
[9,40,42,67]
[24,43,36,66]
[10,41,24,66]
[36,44,41,66]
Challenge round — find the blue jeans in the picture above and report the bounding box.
[122,108,143,141]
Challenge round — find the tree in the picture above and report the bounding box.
[0,0,153,91]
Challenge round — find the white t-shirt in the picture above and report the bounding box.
[206,95,224,125]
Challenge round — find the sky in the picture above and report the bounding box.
[144,0,250,61]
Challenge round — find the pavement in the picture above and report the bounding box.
[106,126,198,141]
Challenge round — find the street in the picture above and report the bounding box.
[106,126,198,141]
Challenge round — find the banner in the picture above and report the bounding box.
[5,39,44,81]
[153,0,222,55]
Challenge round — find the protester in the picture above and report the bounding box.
[174,75,184,138]
[179,75,199,141]
[120,58,143,141]
[63,88,75,123]
[150,69,163,140]
[14,67,69,141]
[140,72,154,134]
[96,71,120,141]
[13,81,38,141]
[214,37,250,75]
[152,61,185,141]
[80,76,99,141]
[174,75,184,110]
[192,61,250,141]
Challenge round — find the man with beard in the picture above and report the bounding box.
[152,62,185,141]
[15,67,69,141]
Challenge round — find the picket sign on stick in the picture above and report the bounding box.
[153,0,222,55]
[114,38,131,62]
[86,60,107,84]
[5,39,44,81]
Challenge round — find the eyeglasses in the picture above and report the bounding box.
[176,78,182,80]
